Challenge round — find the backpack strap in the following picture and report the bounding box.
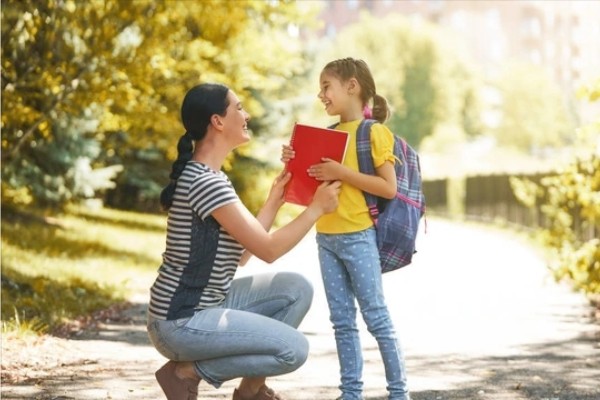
[355,119,381,220]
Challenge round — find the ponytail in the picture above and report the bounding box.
[160,132,194,210]
[160,83,230,211]
[371,94,390,123]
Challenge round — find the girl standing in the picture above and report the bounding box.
[283,57,410,400]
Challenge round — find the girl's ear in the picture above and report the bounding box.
[347,78,360,95]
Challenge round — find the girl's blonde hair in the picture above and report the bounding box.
[322,57,390,123]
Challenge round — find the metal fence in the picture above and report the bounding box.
[422,173,599,242]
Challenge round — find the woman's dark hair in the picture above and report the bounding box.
[322,57,390,123]
[160,83,230,210]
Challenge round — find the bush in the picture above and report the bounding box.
[1,266,118,335]
[535,155,599,294]
[512,79,600,295]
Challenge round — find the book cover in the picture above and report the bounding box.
[284,123,349,206]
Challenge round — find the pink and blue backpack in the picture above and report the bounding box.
[355,119,426,273]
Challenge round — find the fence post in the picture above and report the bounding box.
[447,176,466,220]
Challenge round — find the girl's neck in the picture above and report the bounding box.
[339,107,364,123]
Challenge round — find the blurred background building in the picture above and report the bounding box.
[317,0,600,123]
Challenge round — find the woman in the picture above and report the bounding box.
[147,83,340,400]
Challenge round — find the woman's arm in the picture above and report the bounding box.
[213,179,341,264]
[237,204,278,266]
[238,170,288,266]
[309,158,397,199]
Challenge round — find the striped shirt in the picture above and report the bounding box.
[149,162,244,320]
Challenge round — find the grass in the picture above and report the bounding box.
[1,205,166,336]
[0,196,306,337]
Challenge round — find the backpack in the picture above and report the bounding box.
[355,119,426,273]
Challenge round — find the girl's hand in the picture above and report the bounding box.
[281,144,295,164]
[308,158,345,181]
[309,180,341,214]
[266,170,292,207]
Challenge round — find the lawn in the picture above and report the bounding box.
[1,205,166,336]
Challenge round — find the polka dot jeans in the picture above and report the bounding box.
[316,228,410,400]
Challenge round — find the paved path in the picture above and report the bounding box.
[2,218,599,399]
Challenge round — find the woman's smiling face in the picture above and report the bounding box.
[222,90,251,146]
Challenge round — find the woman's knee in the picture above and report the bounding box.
[292,277,315,330]
[274,272,314,310]
[296,274,314,311]
[278,332,309,372]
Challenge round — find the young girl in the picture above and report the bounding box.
[283,58,410,400]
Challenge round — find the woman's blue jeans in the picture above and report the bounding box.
[317,228,409,400]
[147,271,313,388]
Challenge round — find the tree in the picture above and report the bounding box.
[318,12,482,148]
[1,0,319,210]
[511,79,600,295]
[494,62,575,153]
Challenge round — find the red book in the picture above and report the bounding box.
[284,123,349,206]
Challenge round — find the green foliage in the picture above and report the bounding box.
[2,111,123,208]
[1,266,118,335]
[536,155,600,294]
[324,13,483,148]
[1,205,165,335]
[576,78,600,102]
[1,0,319,211]
[511,80,600,294]
[495,63,575,152]
[227,154,279,215]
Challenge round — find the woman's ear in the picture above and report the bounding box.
[210,114,224,130]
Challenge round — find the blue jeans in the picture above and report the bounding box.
[317,228,409,400]
[147,271,313,388]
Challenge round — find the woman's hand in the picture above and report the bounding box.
[308,180,341,215]
[308,158,346,181]
[281,144,295,164]
[265,169,292,208]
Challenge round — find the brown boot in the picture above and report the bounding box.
[232,384,286,400]
[155,360,200,400]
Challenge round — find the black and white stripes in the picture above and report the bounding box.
[149,162,243,320]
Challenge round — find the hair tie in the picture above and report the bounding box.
[363,105,372,119]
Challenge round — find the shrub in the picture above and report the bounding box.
[511,79,600,295]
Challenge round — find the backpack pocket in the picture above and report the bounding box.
[376,197,422,273]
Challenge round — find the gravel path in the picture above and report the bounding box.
[2,218,599,400]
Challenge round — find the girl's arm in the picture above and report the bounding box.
[213,179,341,264]
[282,144,396,199]
[309,158,397,199]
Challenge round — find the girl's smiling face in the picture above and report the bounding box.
[318,71,350,117]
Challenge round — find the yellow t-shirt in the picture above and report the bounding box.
[316,119,396,234]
